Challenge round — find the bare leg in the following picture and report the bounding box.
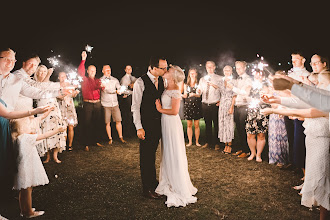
[116,121,126,143]
[106,122,112,141]
[53,148,61,163]
[256,133,266,162]
[320,206,329,220]
[247,133,256,160]
[194,120,201,146]
[43,151,50,163]
[67,125,74,148]
[19,187,33,216]
[116,121,123,138]
[186,120,193,146]
[227,141,232,153]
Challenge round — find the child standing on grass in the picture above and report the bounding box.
[10,108,65,218]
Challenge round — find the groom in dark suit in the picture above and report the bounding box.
[131,56,168,199]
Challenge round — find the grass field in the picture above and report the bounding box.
[0,122,319,219]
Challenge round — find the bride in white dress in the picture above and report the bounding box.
[155,65,197,207]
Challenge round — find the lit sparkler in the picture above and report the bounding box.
[119,85,128,94]
[47,56,61,68]
[66,71,83,89]
[85,44,93,53]
[248,98,260,110]
[252,80,263,90]
[204,75,211,81]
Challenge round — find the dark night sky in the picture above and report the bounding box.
[2,2,329,79]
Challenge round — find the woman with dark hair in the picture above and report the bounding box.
[182,68,202,147]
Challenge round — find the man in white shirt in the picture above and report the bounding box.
[13,54,61,111]
[227,61,252,158]
[197,61,223,150]
[100,65,126,144]
[119,65,137,137]
[0,49,62,112]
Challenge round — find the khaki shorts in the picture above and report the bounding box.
[104,105,122,123]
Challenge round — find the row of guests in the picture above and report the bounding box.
[0,48,72,218]
[0,48,139,218]
[179,53,329,219]
[77,51,137,151]
[181,53,329,166]
[261,64,330,219]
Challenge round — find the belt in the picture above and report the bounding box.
[84,99,100,103]
[202,102,218,106]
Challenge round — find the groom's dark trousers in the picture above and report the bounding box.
[139,74,164,192]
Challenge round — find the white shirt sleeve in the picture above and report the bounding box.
[20,80,59,99]
[291,84,330,112]
[131,78,144,130]
[280,97,312,109]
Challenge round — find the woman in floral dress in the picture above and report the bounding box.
[57,72,79,151]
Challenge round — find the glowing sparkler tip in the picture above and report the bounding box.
[85,44,94,53]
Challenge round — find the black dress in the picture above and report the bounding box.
[245,81,270,134]
[183,85,202,120]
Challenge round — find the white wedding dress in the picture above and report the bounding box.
[155,89,197,207]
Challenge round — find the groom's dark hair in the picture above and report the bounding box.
[149,56,166,69]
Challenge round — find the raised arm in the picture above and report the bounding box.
[77,51,87,78]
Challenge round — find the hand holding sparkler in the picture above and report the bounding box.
[260,108,274,116]
[81,51,87,61]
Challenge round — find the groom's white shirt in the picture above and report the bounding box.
[131,71,158,130]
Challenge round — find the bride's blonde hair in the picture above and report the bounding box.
[170,65,185,85]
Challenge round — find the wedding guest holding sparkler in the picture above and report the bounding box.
[182,68,202,147]
[262,71,330,220]
[243,69,270,162]
[1,52,62,112]
[286,52,310,187]
[0,47,63,206]
[120,65,137,137]
[226,61,252,158]
[218,65,236,154]
[266,71,290,167]
[34,65,66,163]
[197,61,222,150]
[78,51,104,151]
[57,72,79,151]
[100,65,126,144]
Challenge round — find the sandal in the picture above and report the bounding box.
[68,146,73,151]
[108,139,113,145]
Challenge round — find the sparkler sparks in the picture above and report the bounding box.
[204,75,211,81]
[47,56,61,68]
[248,98,260,110]
[85,44,93,53]
[119,85,128,94]
[66,71,83,88]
